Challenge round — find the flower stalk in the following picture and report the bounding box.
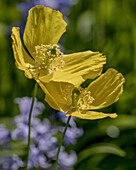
[25,82,38,170]
[55,116,71,170]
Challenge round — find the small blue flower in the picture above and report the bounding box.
[63,127,83,145]
[0,155,24,170]
[38,137,57,152]
[0,125,10,145]
[0,97,83,169]
[14,97,45,117]
[18,0,78,16]
[35,118,51,136]
[28,145,51,169]
[59,151,77,170]
[54,111,77,127]
[11,117,40,143]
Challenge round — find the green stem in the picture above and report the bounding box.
[55,116,71,170]
[25,82,38,170]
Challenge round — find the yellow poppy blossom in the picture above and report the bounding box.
[11,5,106,85]
[38,68,125,120]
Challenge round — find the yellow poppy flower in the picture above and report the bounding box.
[11,5,106,85]
[38,68,125,120]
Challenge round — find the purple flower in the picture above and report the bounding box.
[11,117,40,143]
[0,155,24,170]
[64,127,83,145]
[54,111,77,127]
[12,115,40,126]
[35,118,51,136]
[0,97,83,169]
[14,97,45,117]
[53,111,84,145]
[38,137,57,153]
[28,145,51,169]
[0,125,10,145]
[18,0,78,16]
[59,151,77,170]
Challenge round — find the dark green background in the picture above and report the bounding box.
[0,0,136,169]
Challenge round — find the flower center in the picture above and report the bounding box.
[62,86,94,112]
[32,44,65,76]
[77,88,94,111]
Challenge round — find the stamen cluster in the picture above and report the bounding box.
[31,44,65,77]
[77,88,94,111]
[62,86,94,112]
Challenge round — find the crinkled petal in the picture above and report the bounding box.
[23,6,67,57]
[11,27,35,79]
[37,81,73,112]
[37,71,84,111]
[87,68,125,109]
[38,70,84,87]
[63,51,106,80]
[66,111,117,120]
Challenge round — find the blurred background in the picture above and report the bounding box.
[0,0,136,169]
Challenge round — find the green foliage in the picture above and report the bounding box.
[77,143,126,163]
[0,140,25,157]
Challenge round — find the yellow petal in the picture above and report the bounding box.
[87,68,125,109]
[66,111,117,120]
[63,51,106,80]
[23,6,67,57]
[38,70,84,87]
[37,71,84,111]
[11,27,35,79]
[37,79,74,112]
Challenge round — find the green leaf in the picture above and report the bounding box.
[0,117,13,130]
[3,149,25,157]
[0,140,26,157]
[77,143,126,164]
